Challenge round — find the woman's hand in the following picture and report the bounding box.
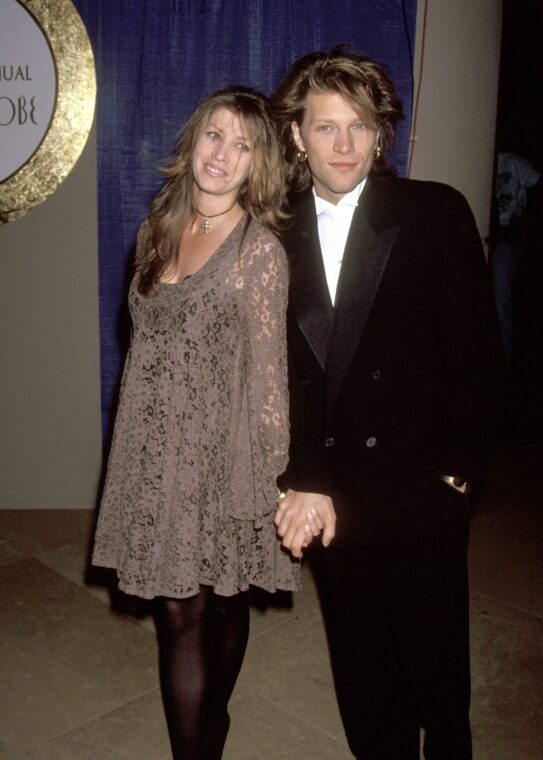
[274,490,336,558]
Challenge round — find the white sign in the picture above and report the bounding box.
[0,0,57,182]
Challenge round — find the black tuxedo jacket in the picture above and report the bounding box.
[279,175,504,545]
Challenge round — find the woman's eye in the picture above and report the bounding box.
[206,131,220,140]
[237,143,250,152]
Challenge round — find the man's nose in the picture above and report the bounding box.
[334,130,354,153]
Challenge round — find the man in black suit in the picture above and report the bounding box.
[272,48,503,759]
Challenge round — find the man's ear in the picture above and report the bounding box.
[291,121,305,153]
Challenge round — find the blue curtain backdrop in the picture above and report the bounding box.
[73,0,416,439]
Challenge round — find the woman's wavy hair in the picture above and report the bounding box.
[138,86,288,295]
[271,46,404,191]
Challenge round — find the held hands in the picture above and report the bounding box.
[274,490,336,558]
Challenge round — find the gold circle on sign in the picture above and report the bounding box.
[0,0,96,224]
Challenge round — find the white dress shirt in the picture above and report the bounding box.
[313,179,366,305]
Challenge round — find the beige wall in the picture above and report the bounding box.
[0,0,503,509]
[0,125,102,508]
[410,0,503,240]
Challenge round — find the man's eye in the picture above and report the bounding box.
[317,124,333,132]
[353,122,367,130]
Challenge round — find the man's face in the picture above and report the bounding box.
[292,90,378,205]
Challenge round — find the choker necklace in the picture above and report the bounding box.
[193,200,238,235]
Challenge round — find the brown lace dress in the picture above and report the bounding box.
[92,215,299,599]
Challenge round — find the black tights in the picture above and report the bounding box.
[156,587,250,760]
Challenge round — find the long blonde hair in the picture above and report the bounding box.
[138,86,288,295]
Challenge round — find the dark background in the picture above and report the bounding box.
[495,0,543,439]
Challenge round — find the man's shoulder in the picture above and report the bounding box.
[369,175,467,207]
[367,176,474,230]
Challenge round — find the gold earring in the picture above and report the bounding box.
[374,145,381,159]
[296,150,307,163]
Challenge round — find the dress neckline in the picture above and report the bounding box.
[158,212,249,287]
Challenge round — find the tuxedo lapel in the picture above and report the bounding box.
[286,195,334,370]
[326,198,399,409]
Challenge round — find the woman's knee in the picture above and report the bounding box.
[210,590,248,619]
[158,592,207,637]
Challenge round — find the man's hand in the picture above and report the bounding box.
[274,490,336,558]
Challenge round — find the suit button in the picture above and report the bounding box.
[372,370,381,380]
[301,377,310,387]
[365,436,377,448]
[325,437,335,447]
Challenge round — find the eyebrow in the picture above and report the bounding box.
[311,115,366,123]
[206,122,251,142]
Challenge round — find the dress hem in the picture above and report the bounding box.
[92,558,301,600]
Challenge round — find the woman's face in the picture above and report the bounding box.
[192,107,253,199]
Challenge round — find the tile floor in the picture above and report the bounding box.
[1,439,542,759]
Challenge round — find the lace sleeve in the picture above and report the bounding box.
[241,226,290,511]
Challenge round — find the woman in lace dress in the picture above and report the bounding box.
[92,87,300,759]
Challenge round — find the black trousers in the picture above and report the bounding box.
[317,498,472,760]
